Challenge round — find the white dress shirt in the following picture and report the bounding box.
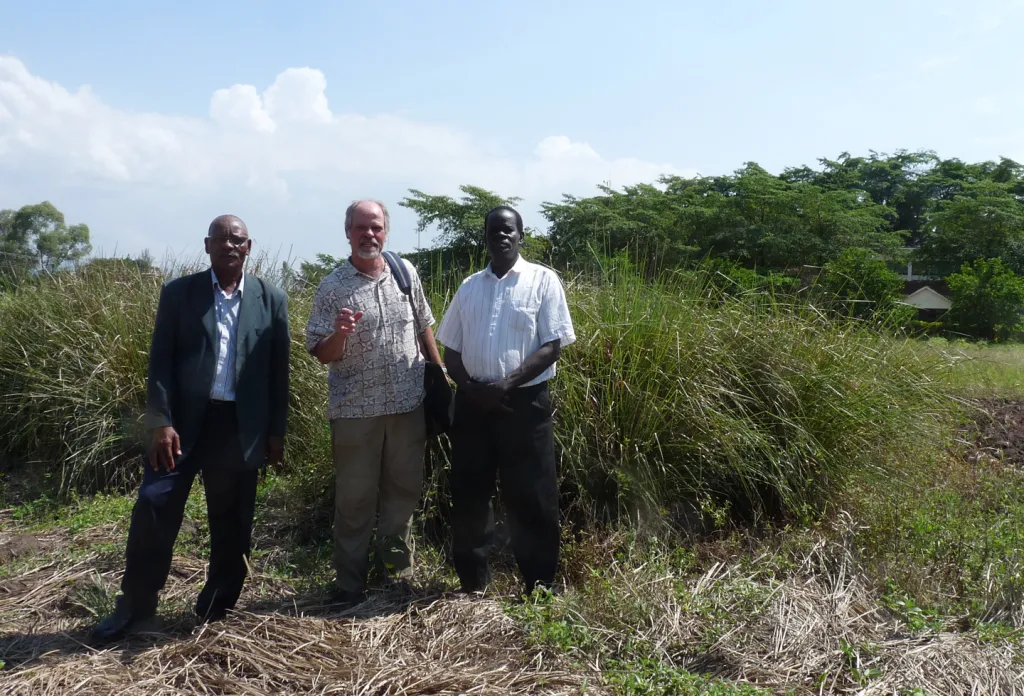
[210,269,244,401]
[436,256,575,386]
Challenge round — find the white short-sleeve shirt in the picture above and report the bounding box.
[436,256,575,386]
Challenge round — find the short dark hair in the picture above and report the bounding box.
[484,205,523,234]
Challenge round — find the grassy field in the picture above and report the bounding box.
[1,258,1023,694]
[923,338,1024,398]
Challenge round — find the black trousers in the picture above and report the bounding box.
[450,382,560,593]
[120,401,258,619]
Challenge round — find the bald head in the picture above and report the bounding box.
[208,214,248,237]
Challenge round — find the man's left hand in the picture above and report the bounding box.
[266,436,285,468]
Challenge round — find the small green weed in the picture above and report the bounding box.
[504,590,598,659]
[880,583,946,633]
[605,657,769,696]
[838,638,883,686]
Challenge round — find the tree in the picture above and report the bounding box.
[399,185,528,257]
[916,182,1024,276]
[944,258,1024,341]
[542,163,898,274]
[298,253,343,288]
[543,181,696,274]
[0,208,34,279]
[818,247,913,324]
[0,201,92,276]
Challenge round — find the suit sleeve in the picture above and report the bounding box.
[146,282,176,430]
[269,288,291,437]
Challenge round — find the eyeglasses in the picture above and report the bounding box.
[208,235,251,248]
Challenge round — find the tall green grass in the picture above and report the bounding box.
[553,260,957,524]
[0,257,329,494]
[0,252,959,527]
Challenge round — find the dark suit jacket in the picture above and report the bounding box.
[145,269,290,469]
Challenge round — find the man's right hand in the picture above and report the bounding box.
[150,426,181,472]
[333,308,364,337]
[461,381,514,415]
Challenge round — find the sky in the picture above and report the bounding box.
[2,0,1024,266]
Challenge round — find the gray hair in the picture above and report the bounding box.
[344,200,390,234]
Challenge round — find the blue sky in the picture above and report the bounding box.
[2,0,1023,265]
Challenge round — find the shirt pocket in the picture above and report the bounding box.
[507,293,541,336]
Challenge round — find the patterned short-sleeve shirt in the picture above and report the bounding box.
[305,258,435,420]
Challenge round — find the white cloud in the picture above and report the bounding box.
[0,56,689,259]
[210,84,275,133]
[262,67,332,124]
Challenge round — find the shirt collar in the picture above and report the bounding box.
[345,257,391,281]
[484,254,527,280]
[211,268,245,297]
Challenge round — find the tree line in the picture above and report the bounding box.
[387,150,1024,341]
[7,149,1024,340]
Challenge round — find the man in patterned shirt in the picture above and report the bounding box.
[305,200,442,606]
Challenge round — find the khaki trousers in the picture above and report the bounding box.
[330,405,426,594]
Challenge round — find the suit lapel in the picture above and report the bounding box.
[235,275,263,378]
[192,271,217,350]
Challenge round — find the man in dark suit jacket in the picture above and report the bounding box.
[92,214,290,641]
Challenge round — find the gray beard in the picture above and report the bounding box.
[356,247,380,259]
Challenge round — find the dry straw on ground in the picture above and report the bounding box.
[0,554,592,695]
[2,519,1022,695]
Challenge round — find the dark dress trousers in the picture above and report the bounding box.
[120,269,290,619]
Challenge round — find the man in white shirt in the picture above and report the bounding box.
[435,206,575,596]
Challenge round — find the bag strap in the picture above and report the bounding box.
[382,250,412,296]
[382,251,425,360]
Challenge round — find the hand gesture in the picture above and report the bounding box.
[464,380,513,415]
[333,308,364,337]
[150,426,181,472]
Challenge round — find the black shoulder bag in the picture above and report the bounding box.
[382,251,454,438]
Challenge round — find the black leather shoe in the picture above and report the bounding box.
[90,603,157,642]
[194,605,229,624]
[328,587,365,608]
[384,578,413,597]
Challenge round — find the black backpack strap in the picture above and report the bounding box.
[382,251,424,358]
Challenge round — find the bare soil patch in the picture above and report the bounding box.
[0,533,51,565]
[969,398,1024,467]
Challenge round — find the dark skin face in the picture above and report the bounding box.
[204,215,251,281]
[484,210,523,277]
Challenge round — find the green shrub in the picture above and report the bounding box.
[944,258,1024,342]
[817,247,915,327]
